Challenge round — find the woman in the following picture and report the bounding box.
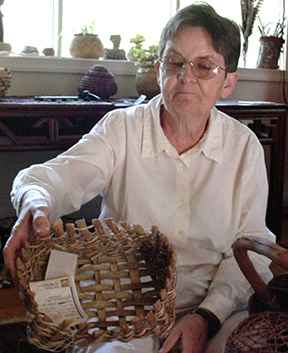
[5,3,273,353]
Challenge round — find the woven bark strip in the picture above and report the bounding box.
[225,311,288,353]
[16,218,177,352]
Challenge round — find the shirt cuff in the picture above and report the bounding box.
[194,307,221,339]
[13,185,52,216]
[198,292,237,323]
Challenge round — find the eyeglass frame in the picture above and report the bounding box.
[159,55,226,81]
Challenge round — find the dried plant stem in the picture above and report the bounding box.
[241,0,264,66]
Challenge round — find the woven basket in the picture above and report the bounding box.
[225,237,288,353]
[225,311,288,353]
[16,218,176,352]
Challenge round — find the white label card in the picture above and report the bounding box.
[45,249,78,280]
[30,276,87,326]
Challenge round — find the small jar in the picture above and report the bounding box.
[135,63,160,98]
[79,65,118,99]
[257,36,284,69]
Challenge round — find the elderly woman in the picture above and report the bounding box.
[4,3,273,353]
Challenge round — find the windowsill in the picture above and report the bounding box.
[237,67,287,82]
[0,55,137,75]
[0,55,286,82]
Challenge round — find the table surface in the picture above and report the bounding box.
[0,96,286,108]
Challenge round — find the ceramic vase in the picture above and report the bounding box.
[70,34,104,59]
[79,65,118,99]
[257,36,284,69]
[135,63,160,98]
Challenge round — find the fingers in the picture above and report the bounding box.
[181,315,208,353]
[32,207,50,239]
[3,215,31,281]
[160,314,209,353]
[3,206,50,281]
[4,236,20,281]
[182,333,207,353]
[181,332,199,353]
[160,329,181,353]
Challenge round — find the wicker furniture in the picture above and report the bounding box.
[16,218,176,352]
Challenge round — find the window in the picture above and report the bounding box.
[3,0,56,55]
[179,0,287,69]
[1,0,287,69]
[61,0,175,57]
[2,0,175,58]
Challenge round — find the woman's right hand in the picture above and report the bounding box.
[4,203,50,280]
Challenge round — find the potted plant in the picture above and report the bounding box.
[70,21,104,59]
[256,17,286,69]
[128,34,160,98]
[240,0,264,67]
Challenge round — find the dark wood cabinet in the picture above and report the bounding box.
[0,97,286,239]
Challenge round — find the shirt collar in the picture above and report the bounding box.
[141,94,170,158]
[141,95,223,163]
[198,107,223,163]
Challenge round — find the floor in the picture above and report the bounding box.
[0,323,49,353]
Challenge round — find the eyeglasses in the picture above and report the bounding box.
[160,55,226,80]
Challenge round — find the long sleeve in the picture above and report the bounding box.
[9,96,276,323]
[11,111,126,221]
[199,138,275,322]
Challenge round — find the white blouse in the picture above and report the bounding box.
[11,94,274,323]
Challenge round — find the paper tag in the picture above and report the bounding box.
[45,249,78,280]
[30,276,87,325]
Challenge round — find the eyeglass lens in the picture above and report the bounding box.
[161,56,223,80]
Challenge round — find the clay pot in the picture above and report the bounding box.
[257,36,285,69]
[21,46,39,56]
[70,34,104,59]
[135,63,160,98]
[42,48,55,56]
[79,65,118,99]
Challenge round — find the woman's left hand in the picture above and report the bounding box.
[160,313,208,353]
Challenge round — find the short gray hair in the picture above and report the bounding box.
[159,2,241,72]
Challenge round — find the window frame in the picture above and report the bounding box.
[56,0,288,71]
[0,0,287,84]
